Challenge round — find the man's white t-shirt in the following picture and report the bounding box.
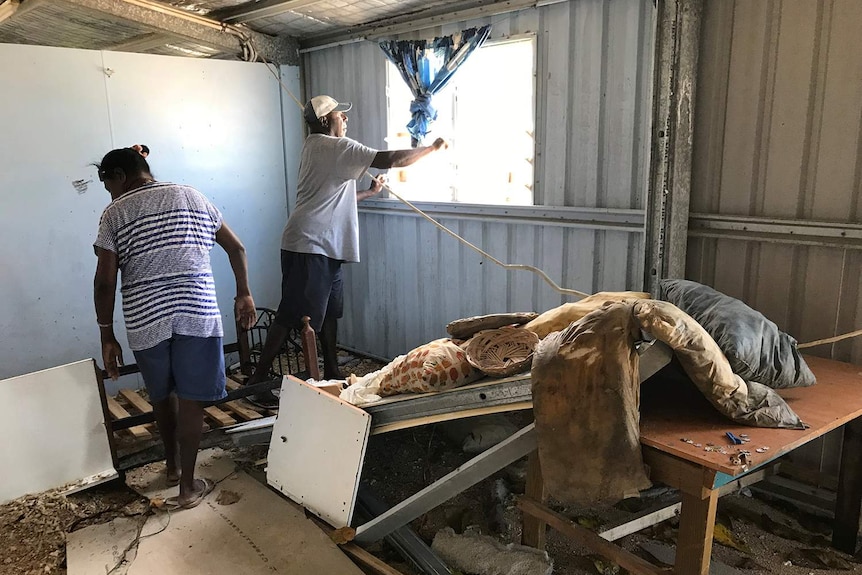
[281,134,378,263]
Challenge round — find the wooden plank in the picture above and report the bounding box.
[106,396,151,440]
[340,543,408,575]
[225,378,242,391]
[221,400,262,421]
[832,416,862,553]
[642,447,716,498]
[598,465,776,543]
[516,496,668,575]
[521,451,548,549]
[674,489,719,575]
[599,501,681,542]
[301,316,321,381]
[203,406,236,427]
[118,389,153,413]
[639,355,862,476]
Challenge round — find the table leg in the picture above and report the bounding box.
[675,488,718,575]
[833,417,862,554]
[521,450,549,549]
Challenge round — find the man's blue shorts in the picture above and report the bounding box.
[133,335,226,403]
[275,250,343,332]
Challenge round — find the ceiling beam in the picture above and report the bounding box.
[0,0,21,24]
[210,0,323,24]
[107,32,185,52]
[300,0,546,49]
[60,0,299,64]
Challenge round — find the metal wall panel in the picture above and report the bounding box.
[690,0,862,478]
[300,0,655,359]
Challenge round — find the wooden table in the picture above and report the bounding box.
[521,355,862,575]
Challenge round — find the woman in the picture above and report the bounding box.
[93,145,255,508]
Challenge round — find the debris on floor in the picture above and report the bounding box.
[431,526,553,575]
[77,448,364,575]
[0,484,144,575]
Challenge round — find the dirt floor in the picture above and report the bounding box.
[3,351,862,575]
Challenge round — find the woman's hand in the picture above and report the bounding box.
[234,294,256,330]
[101,338,124,380]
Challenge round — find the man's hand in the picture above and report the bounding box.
[357,174,387,201]
[101,338,124,381]
[234,294,256,330]
[432,137,448,150]
[368,174,386,197]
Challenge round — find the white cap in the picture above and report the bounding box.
[304,95,352,123]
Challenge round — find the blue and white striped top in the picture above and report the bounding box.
[94,182,224,351]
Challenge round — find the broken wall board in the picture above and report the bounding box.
[127,470,363,574]
[0,359,117,504]
[267,375,370,527]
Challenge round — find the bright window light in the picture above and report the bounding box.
[385,37,535,205]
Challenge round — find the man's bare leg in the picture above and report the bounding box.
[321,315,340,380]
[176,398,207,506]
[151,395,180,484]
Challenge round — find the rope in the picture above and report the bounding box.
[257,53,862,341]
[259,58,588,299]
[798,330,862,349]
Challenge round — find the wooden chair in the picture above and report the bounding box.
[236,307,320,381]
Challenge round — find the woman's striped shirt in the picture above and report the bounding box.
[94,182,224,351]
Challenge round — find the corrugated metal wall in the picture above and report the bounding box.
[690,0,862,478]
[298,0,656,359]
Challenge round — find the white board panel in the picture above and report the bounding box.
[0,359,116,504]
[267,376,370,527]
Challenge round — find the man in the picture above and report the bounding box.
[94,145,256,509]
[246,95,446,404]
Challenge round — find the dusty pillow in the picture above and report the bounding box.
[660,279,815,389]
[340,339,482,406]
[380,338,481,395]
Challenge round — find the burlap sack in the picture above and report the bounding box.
[531,301,651,505]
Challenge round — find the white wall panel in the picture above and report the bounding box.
[0,43,290,379]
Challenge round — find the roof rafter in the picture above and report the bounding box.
[60,0,299,64]
[210,0,323,24]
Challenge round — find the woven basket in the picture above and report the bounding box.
[446,312,539,340]
[464,327,540,377]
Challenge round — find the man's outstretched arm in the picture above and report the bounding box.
[370,137,447,170]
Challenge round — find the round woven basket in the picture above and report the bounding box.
[464,327,540,378]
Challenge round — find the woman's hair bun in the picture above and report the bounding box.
[131,144,150,158]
